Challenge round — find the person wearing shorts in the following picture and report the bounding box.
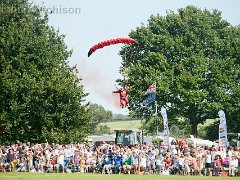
[205,151,212,176]
[155,154,163,174]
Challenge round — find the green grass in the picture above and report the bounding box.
[100,120,142,130]
[101,118,217,132]
[0,173,236,180]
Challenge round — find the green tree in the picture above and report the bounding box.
[204,122,219,141]
[94,125,111,136]
[0,0,91,143]
[88,103,112,134]
[120,6,240,137]
[140,117,163,136]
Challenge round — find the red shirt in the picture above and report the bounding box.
[215,159,222,169]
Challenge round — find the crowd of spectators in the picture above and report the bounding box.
[0,141,240,176]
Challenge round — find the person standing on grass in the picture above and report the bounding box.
[131,151,139,174]
[229,155,238,176]
[172,153,180,175]
[191,154,199,175]
[165,154,172,173]
[155,153,164,174]
[102,155,112,174]
[184,153,191,175]
[39,152,46,173]
[17,156,27,172]
[113,152,123,174]
[205,150,212,176]
[213,155,222,176]
[55,152,65,173]
[139,153,147,175]
[72,150,80,172]
[122,151,132,174]
[178,154,185,175]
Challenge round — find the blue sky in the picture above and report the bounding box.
[33,0,240,114]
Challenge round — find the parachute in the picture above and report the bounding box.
[87,37,135,57]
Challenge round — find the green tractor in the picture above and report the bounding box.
[227,133,240,147]
[114,129,142,146]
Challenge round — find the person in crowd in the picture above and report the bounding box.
[170,145,178,158]
[205,150,212,176]
[5,149,14,172]
[147,149,156,174]
[171,153,180,175]
[191,154,199,175]
[122,151,132,174]
[229,155,238,176]
[155,153,164,174]
[178,154,185,175]
[165,153,173,173]
[39,152,46,172]
[27,149,33,172]
[196,149,205,176]
[11,150,19,172]
[112,152,122,174]
[131,151,139,174]
[184,153,191,175]
[17,156,27,172]
[72,150,80,172]
[222,154,230,168]
[213,155,223,176]
[55,152,65,173]
[139,153,147,175]
[102,154,112,174]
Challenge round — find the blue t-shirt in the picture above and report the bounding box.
[156,157,163,166]
[113,156,122,166]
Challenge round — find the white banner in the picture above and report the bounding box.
[218,110,226,124]
[219,123,226,146]
[161,107,169,147]
[218,110,228,147]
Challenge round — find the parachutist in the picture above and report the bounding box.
[113,87,129,108]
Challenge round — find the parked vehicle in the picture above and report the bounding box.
[227,133,240,147]
[114,129,141,146]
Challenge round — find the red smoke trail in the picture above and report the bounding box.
[77,57,121,109]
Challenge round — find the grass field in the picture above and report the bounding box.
[100,118,217,133]
[100,120,142,130]
[0,173,237,180]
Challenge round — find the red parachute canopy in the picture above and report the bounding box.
[88,37,135,57]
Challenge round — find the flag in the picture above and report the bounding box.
[143,84,156,106]
[145,85,156,95]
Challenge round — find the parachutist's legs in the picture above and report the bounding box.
[125,98,129,105]
[120,99,124,108]
[122,98,128,108]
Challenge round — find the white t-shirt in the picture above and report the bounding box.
[179,158,184,166]
[140,157,147,168]
[206,154,211,163]
[57,154,64,165]
[228,150,233,157]
[64,148,72,158]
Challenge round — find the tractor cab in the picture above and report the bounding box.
[115,129,141,146]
